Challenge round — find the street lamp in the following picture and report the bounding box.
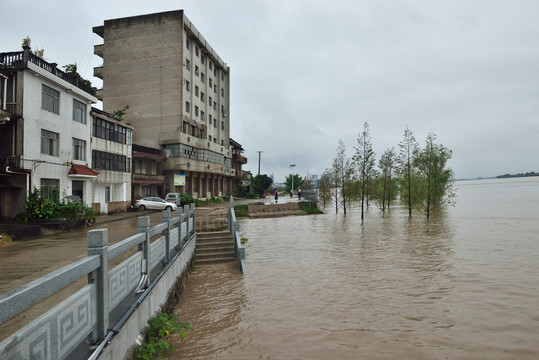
[257,151,263,176]
[289,164,296,194]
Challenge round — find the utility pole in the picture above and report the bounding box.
[257,151,263,176]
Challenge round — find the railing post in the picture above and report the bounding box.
[184,204,190,237]
[162,210,171,263]
[87,229,109,342]
[138,216,151,286]
[190,203,196,235]
[175,207,183,249]
[233,220,240,257]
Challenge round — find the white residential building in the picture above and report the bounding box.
[90,107,134,214]
[0,46,98,219]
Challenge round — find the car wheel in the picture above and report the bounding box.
[165,206,172,211]
[139,205,146,211]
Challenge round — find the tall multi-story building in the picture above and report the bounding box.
[0,47,98,219]
[93,10,237,198]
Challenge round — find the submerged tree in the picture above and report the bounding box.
[353,122,376,222]
[376,147,398,212]
[332,140,354,214]
[318,169,333,208]
[398,127,421,216]
[415,133,456,218]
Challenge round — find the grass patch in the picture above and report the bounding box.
[234,204,249,218]
[298,201,324,214]
[0,233,13,246]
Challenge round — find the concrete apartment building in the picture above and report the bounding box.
[0,47,98,219]
[93,10,238,199]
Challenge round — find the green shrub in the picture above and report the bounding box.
[298,201,323,214]
[134,313,192,360]
[179,193,200,207]
[19,188,95,223]
[234,204,249,218]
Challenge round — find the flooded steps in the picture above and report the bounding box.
[196,231,236,265]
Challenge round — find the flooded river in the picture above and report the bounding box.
[173,177,539,359]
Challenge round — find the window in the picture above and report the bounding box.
[213,137,217,143]
[126,157,131,172]
[201,56,205,64]
[105,186,111,202]
[195,106,199,117]
[213,101,217,110]
[92,150,127,172]
[221,88,224,97]
[209,96,212,105]
[209,114,212,124]
[195,66,199,76]
[201,111,205,120]
[221,121,225,130]
[72,138,86,161]
[186,101,190,113]
[209,62,213,70]
[40,178,60,201]
[42,84,60,114]
[185,59,190,70]
[186,39,190,50]
[214,84,217,93]
[209,135,212,141]
[195,86,199,97]
[214,119,217,127]
[93,118,128,144]
[73,99,87,124]
[222,73,225,81]
[195,47,199,57]
[41,129,59,156]
[209,78,212,88]
[201,73,205,82]
[201,92,205,102]
[186,80,190,91]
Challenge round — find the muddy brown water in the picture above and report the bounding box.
[173,177,539,359]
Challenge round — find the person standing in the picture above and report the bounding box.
[298,188,302,200]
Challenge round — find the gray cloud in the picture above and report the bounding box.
[3,0,538,181]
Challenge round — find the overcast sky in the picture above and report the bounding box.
[3,0,539,181]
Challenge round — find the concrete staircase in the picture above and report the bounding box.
[196,231,236,265]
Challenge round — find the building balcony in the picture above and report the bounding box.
[94,44,104,58]
[0,49,95,96]
[0,155,30,173]
[133,173,165,183]
[232,153,247,164]
[94,66,104,80]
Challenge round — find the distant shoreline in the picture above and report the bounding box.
[496,172,539,179]
[456,172,539,181]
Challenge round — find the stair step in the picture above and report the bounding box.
[198,232,232,239]
[196,247,234,254]
[196,255,237,265]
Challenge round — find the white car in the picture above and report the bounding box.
[134,197,177,211]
